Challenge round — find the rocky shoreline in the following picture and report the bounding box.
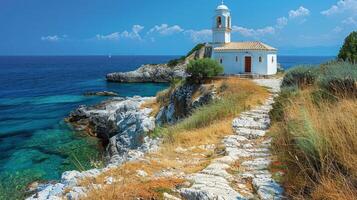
[27,79,218,199]
[105,43,210,83]
[27,96,161,200]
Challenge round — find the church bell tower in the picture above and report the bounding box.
[212,1,231,45]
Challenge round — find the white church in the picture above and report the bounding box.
[208,2,278,75]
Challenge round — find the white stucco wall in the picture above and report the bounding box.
[212,50,277,75]
[266,54,278,75]
[213,30,231,44]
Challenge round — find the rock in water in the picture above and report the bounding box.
[106,64,187,83]
[83,91,118,97]
[28,96,160,200]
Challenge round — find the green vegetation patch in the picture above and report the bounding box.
[186,58,224,83]
[338,31,357,63]
[281,65,319,88]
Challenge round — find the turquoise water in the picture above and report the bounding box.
[0,55,334,199]
[0,56,173,198]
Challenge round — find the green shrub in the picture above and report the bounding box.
[318,62,357,97]
[186,58,223,83]
[282,65,319,88]
[338,31,357,63]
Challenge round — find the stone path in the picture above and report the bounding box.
[180,79,284,200]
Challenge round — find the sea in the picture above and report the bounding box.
[0,55,334,197]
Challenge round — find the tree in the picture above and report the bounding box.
[186,58,224,82]
[338,31,357,63]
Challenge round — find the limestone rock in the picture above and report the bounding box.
[83,91,118,97]
[106,64,187,83]
[163,193,182,200]
[136,170,148,177]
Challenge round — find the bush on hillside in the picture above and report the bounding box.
[281,66,319,88]
[338,31,357,63]
[186,58,223,83]
[318,62,357,97]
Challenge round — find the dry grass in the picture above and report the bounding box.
[271,87,357,199]
[81,77,269,199]
[85,177,185,200]
[141,98,161,117]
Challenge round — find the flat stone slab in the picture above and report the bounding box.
[180,79,284,200]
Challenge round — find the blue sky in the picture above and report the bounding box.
[0,0,356,56]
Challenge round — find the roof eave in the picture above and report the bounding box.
[214,48,278,51]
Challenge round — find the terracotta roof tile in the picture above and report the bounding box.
[214,41,277,51]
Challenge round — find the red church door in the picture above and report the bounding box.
[245,56,252,73]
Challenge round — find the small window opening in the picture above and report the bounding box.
[259,56,262,63]
[220,58,223,64]
[236,56,238,62]
[217,16,222,28]
[272,56,274,63]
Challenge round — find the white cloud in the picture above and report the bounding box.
[96,25,144,41]
[96,32,120,40]
[94,5,311,43]
[41,35,67,42]
[148,24,184,35]
[333,26,343,33]
[276,17,288,29]
[289,6,310,19]
[232,26,275,37]
[321,0,357,16]
[224,6,310,39]
[342,17,357,25]
[184,29,212,42]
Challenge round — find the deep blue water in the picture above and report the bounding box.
[0,55,334,194]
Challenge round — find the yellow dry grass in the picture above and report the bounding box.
[141,98,161,117]
[271,87,357,199]
[81,77,269,199]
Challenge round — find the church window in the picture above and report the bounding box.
[217,16,222,28]
[259,56,262,63]
[236,56,238,62]
[272,56,274,63]
[220,58,223,64]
